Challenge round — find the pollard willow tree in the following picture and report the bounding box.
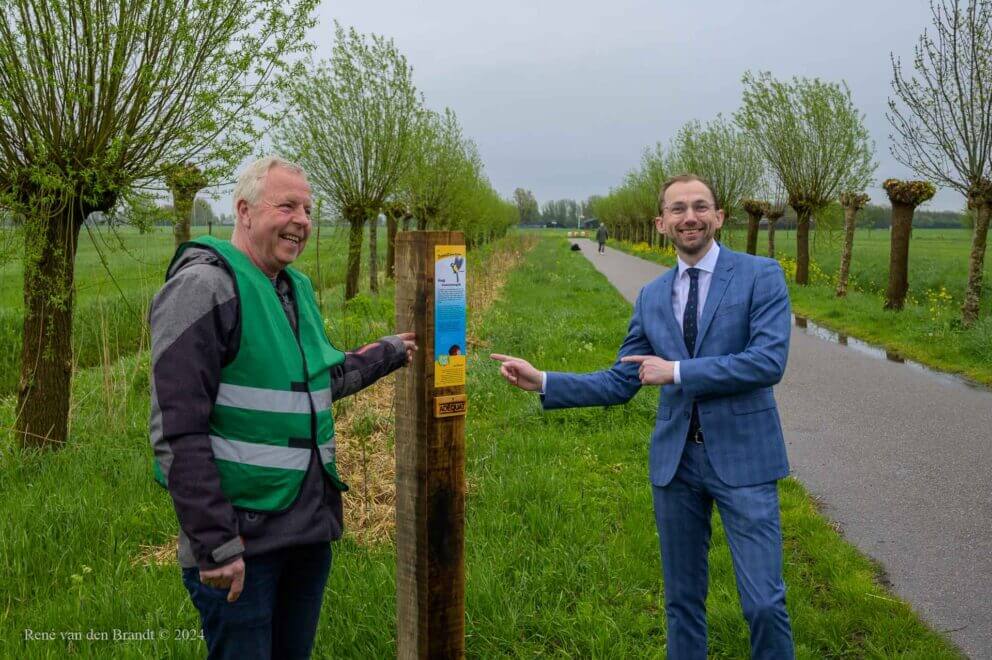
[384,201,411,279]
[883,179,936,309]
[274,23,421,302]
[888,0,992,325]
[165,163,209,248]
[403,108,476,232]
[740,199,769,255]
[0,0,317,448]
[765,177,787,258]
[836,191,872,297]
[737,72,876,284]
[666,115,764,243]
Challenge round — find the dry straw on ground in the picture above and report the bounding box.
[136,234,537,565]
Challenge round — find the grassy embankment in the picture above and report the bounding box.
[0,235,961,658]
[609,226,992,386]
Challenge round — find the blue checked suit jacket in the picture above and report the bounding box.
[543,246,791,487]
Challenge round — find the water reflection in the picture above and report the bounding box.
[791,315,984,391]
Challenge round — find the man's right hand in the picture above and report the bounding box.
[198,557,246,603]
[490,354,543,392]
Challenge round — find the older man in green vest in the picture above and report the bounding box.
[150,156,416,659]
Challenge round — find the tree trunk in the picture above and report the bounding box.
[172,189,195,248]
[16,207,84,448]
[369,214,379,294]
[745,212,761,255]
[836,205,858,297]
[386,213,398,280]
[795,209,811,285]
[402,213,412,232]
[345,217,365,301]
[767,219,777,258]
[961,201,991,326]
[884,202,914,310]
[315,205,323,311]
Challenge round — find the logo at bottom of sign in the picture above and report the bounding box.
[434,394,468,418]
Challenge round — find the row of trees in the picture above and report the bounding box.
[512,189,600,227]
[275,24,516,300]
[594,0,991,327]
[0,7,514,448]
[540,198,582,227]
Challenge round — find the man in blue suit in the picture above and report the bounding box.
[491,175,795,659]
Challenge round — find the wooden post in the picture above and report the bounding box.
[395,230,466,660]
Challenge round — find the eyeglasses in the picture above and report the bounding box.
[663,202,715,218]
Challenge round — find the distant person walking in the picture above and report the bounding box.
[596,224,609,254]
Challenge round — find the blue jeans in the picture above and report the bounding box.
[652,441,794,660]
[182,542,332,660]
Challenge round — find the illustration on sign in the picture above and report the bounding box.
[435,245,466,387]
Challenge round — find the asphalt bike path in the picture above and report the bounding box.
[571,239,992,658]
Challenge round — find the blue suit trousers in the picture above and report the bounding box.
[652,442,794,660]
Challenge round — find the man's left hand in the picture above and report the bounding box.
[397,332,418,365]
[620,355,675,385]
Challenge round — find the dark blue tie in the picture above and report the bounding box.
[683,268,700,356]
[683,268,703,442]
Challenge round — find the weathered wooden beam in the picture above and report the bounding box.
[395,231,466,660]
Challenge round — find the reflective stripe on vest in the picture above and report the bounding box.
[210,436,338,469]
[216,383,333,414]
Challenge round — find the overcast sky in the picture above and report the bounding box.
[263,0,962,212]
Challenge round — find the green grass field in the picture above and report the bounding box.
[0,235,961,658]
[743,226,989,304]
[610,226,992,386]
[0,224,385,398]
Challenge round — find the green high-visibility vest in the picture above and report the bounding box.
[154,235,348,511]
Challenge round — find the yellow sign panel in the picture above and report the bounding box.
[434,394,468,418]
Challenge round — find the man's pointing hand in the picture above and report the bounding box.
[490,353,543,392]
[620,355,675,385]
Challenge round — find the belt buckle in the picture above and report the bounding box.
[692,427,704,444]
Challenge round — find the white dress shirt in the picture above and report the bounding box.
[671,241,720,384]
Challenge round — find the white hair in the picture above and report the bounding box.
[232,155,307,214]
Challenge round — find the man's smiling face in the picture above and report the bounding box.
[655,179,724,259]
[238,166,313,276]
